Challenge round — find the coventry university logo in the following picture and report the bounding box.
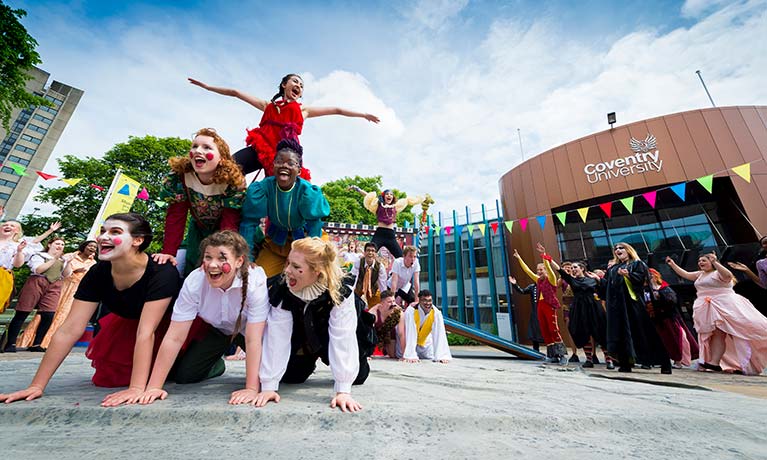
[583,133,663,184]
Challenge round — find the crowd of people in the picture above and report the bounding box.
[511,241,767,375]
[0,73,450,413]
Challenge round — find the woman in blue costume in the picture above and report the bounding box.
[239,139,330,278]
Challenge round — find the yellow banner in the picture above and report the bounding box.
[88,172,141,238]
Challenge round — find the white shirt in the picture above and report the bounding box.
[27,252,68,276]
[172,266,269,335]
[389,257,420,291]
[353,258,387,294]
[260,291,359,393]
[402,306,452,361]
[0,238,42,270]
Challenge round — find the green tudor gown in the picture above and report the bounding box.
[160,172,245,276]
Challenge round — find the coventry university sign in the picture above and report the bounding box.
[583,134,664,184]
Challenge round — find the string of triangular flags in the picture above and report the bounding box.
[1,162,157,203]
[422,161,757,238]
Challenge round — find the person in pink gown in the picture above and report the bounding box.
[666,253,767,375]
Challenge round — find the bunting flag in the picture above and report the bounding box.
[433,225,441,234]
[536,215,546,229]
[490,221,499,235]
[732,163,751,183]
[466,224,474,234]
[153,200,167,207]
[477,223,486,236]
[670,182,686,201]
[519,218,528,232]
[61,178,83,186]
[90,184,105,191]
[577,207,589,222]
[504,220,513,234]
[555,211,567,226]
[8,163,27,176]
[136,187,149,200]
[619,196,634,214]
[697,174,714,193]
[642,190,657,208]
[35,171,57,180]
[445,226,453,236]
[599,202,612,218]
[455,225,462,235]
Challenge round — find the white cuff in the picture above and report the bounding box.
[334,381,352,394]
[261,380,280,392]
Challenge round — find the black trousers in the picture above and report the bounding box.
[371,227,403,258]
[172,326,246,384]
[280,350,370,387]
[233,146,264,175]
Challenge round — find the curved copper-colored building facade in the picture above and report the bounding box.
[500,105,767,344]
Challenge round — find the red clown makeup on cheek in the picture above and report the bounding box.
[112,237,122,246]
[189,152,194,159]
[205,153,214,161]
[222,263,232,274]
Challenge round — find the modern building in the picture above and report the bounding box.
[0,67,83,218]
[500,105,767,344]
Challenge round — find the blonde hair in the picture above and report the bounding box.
[6,220,23,242]
[168,128,245,189]
[403,245,417,256]
[290,237,345,305]
[610,242,640,265]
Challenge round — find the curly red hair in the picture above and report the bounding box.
[168,128,245,189]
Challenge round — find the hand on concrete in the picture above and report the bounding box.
[400,358,420,363]
[0,385,44,403]
[253,390,280,407]
[229,388,260,405]
[151,253,178,266]
[138,388,168,405]
[437,359,450,364]
[101,387,144,407]
[331,392,362,413]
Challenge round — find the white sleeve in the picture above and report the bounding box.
[328,294,359,394]
[26,253,46,273]
[351,258,361,278]
[259,304,293,392]
[431,311,452,361]
[21,238,43,261]
[246,267,270,323]
[402,307,419,360]
[377,264,387,294]
[171,270,202,322]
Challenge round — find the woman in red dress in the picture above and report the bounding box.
[0,213,181,407]
[188,74,380,180]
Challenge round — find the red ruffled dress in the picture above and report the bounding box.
[245,99,311,180]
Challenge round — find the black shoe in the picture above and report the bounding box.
[592,354,600,365]
[569,354,580,363]
[618,366,632,373]
[700,362,723,372]
[606,361,615,370]
[582,360,594,368]
[3,345,17,353]
[27,345,46,352]
[661,367,672,375]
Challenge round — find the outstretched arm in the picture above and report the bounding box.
[728,262,763,287]
[665,256,700,282]
[32,221,62,244]
[348,185,370,198]
[188,78,268,112]
[304,106,379,123]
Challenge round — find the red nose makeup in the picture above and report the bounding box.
[222,263,232,274]
[112,237,122,246]
[205,153,214,161]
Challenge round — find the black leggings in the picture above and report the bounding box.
[4,311,55,348]
[233,146,264,175]
[281,352,370,386]
[371,227,403,258]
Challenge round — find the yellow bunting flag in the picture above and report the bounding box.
[731,163,751,183]
[577,207,589,222]
[477,223,486,236]
[61,178,83,186]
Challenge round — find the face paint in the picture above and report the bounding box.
[112,237,122,246]
[205,153,214,161]
[189,151,194,158]
[222,262,232,274]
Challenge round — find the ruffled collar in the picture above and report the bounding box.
[289,280,327,302]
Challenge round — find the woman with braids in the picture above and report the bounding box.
[138,231,269,405]
[0,213,181,406]
[254,238,369,413]
[239,139,330,277]
[155,128,245,277]
[188,75,380,180]
[367,290,405,358]
[349,186,422,259]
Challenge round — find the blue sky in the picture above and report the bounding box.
[9,0,767,222]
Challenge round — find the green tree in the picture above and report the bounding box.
[0,2,51,131]
[321,175,417,227]
[27,135,191,252]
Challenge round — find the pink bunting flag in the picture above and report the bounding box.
[599,202,613,218]
[137,187,149,200]
[519,218,528,232]
[445,226,453,236]
[642,190,657,208]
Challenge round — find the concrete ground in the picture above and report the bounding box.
[1,347,765,460]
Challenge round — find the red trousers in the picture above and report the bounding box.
[537,300,563,344]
